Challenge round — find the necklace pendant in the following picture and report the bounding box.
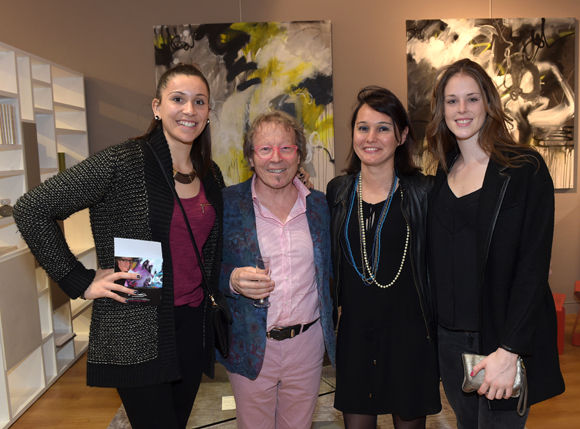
[172,168,197,184]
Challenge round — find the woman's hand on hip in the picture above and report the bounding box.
[473,347,519,400]
[230,266,274,300]
[83,268,141,303]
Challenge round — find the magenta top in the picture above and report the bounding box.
[170,182,216,307]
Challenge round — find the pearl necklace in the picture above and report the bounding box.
[357,173,409,289]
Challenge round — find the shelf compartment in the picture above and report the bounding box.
[52,301,75,374]
[0,175,25,212]
[0,230,25,259]
[71,299,92,319]
[54,105,86,133]
[0,250,42,370]
[64,210,95,252]
[6,346,45,417]
[42,337,57,385]
[0,147,23,171]
[52,67,85,109]
[55,340,74,374]
[0,50,17,95]
[35,265,49,295]
[16,56,33,122]
[52,302,72,336]
[57,133,88,169]
[30,59,50,84]
[72,305,91,357]
[35,113,57,170]
[38,290,53,340]
[32,84,53,112]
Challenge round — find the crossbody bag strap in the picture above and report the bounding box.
[147,142,218,308]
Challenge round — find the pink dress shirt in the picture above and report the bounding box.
[233,175,320,331]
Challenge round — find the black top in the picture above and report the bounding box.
[427,149,565,409]
[340,189,423,326]
[430,180,480,331]
[327,172,437,344]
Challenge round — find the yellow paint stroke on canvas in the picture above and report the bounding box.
[471,42,492,53]
[223,146,252,185]
[290,87,334,149]
[154,33,171,49]
[231,22,285,56]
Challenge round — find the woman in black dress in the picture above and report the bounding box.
[326,86,441,429]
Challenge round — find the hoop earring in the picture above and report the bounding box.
[155,115,160,121]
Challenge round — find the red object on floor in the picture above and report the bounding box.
[572,281,580,347]
[553,293,566,355]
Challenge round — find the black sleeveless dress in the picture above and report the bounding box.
[334,189,441,419]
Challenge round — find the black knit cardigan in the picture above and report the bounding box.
[13,128,224,388]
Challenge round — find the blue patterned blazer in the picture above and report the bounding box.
[217,177,336,380]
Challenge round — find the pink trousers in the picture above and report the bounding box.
[227,319,325,429]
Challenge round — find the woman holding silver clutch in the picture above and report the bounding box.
[426,58,565,428]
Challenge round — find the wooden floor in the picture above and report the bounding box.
[9,314,580,428]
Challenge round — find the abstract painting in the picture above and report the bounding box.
[406,18,576,188]
[154,21,335,190]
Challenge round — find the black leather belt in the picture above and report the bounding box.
[266,318,319,341]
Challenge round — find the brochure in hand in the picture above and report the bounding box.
[114,237,163,305]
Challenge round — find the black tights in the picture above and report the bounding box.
[343,413,426,429]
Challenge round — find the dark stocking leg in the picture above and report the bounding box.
[392,414,426,429]
[343,413,377,429]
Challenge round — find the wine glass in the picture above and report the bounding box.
[253,255,271,308]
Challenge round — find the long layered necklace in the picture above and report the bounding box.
[344,172,409,288]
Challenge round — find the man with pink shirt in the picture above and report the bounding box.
[218,111,335,428]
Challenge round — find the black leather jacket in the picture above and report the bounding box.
[326,172,435,343]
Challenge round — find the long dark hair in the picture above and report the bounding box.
[136,63,214,178]
[345,86,420,176]
[426,58,535,172]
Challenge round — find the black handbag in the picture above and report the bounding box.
[148,142,232,359]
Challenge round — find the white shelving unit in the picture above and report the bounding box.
[0,41,95,429]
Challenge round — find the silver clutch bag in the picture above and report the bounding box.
[461,353,528,416]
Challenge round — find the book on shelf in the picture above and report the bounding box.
[0,104,17,145]
[114,238,163,305]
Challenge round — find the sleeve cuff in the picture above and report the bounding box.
[58,261,96,299]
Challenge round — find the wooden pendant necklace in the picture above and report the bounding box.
[172,168,196,184]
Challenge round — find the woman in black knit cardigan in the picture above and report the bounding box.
[14,64,225,429]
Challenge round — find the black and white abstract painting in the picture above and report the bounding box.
[407,18,576,188]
